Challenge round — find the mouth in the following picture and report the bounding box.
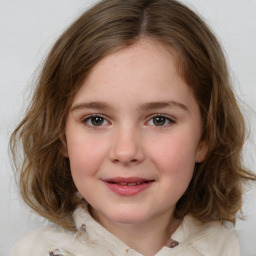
[107,181,152,186]
[103,177,155,196]
[104,177,154,185]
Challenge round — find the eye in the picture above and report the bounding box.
[82,115,110,127]
[147,114,174,127]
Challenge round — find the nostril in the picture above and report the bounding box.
[109,140,145,165]
[112,158,138,164]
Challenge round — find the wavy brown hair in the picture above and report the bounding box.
[10,0,256,230]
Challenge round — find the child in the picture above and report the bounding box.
[10,0,256,255]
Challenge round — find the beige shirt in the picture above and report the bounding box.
[10,203,240,256]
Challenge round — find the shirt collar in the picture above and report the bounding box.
[72,200,214,254]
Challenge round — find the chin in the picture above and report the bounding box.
[107,209,150,225]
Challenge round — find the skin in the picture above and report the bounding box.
[65,39,208,255]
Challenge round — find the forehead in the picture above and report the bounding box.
[73,39,189,99]
[69,39,199,116]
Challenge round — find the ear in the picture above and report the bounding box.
[195,141,208,163]
[60,134,69,158]
[62,147,69,158]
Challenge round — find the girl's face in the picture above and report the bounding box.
[65,39,207,229]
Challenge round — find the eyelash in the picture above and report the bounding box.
[81,114,175,127]
[82,114,111,127]
[146,114,175,127]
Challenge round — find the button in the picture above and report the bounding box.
[80,224,86,232]
[170,240,179,248]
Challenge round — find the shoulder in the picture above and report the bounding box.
[10,227,61,256]
[174,216,240,255]
[194,220,240,255]
[189,217,240,255]
[9,225,116,256]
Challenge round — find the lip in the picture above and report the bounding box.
[103,177,155,196]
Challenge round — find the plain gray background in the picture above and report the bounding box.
[1,0,256,255]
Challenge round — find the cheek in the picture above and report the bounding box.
[150,135,197,165]
[148,135,197,203]
[67,135,108,178]
[148,133,197,177]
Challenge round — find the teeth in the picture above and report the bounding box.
[128,183,137,186]
[118,182,144,186]
[108,181,151,185]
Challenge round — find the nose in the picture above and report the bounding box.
[109,126,145,166]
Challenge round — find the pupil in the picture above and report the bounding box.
[153,117,166,126]
[92,117,104,126]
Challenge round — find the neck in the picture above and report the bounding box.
[91,209,181,256]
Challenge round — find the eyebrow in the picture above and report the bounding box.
[139,101,189,112]
[71,101,189,112]
[71,102,113,112]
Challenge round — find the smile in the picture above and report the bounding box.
[103,177,155,196]
[108,181,151,186]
